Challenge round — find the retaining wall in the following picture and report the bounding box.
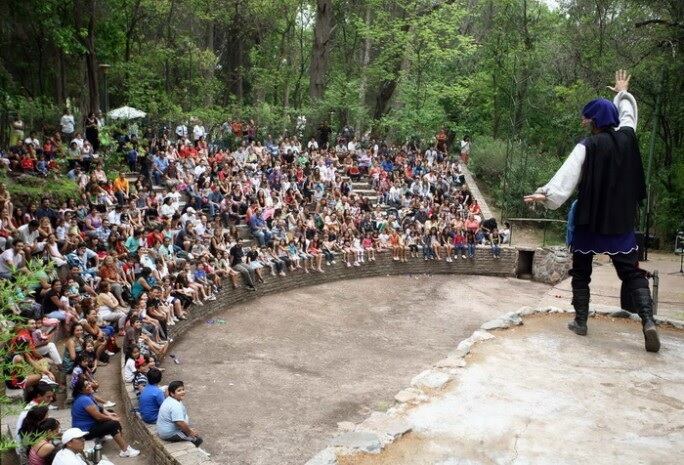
[119,246,526,465]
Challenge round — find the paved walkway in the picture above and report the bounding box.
[339,315,684,465]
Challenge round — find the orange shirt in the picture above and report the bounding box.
[113,177,129,193]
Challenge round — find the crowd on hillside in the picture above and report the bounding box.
[1,112,509,463]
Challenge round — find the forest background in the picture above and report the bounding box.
[0,0,682,243]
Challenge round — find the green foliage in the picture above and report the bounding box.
[0,0,682,243]
[470,135,566,220]
[0,173,80,206]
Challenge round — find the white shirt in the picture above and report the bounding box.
[72,136,84,150]
[192,125,206,141]
[17,224,40,245]
[60,114,75,134]
[52,448,93,465]
[535,90,638,210]
[175,124,188,138]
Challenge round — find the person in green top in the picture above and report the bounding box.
[124,229,143,255]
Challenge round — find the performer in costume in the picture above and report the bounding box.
[524,70,660,353]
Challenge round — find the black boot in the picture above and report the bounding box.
[631,288,660,353]
[568,288,590,336]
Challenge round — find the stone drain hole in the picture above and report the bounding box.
[516,250,534,279]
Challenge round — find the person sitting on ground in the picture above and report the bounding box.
[156,380,203,447]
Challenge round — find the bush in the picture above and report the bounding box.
[469,135,566,220]
[1,173,80,206]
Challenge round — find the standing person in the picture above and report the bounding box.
[192,121,206,143]
[175,121,188,141]
[156,381,203,447]
[459,135,471,164]
[84,112,100,153]
[60,108,75,142]
[524,70,659,353]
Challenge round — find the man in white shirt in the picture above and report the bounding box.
[52,428,88,465]
[175,122,188,139]
[192,123,206,141]
[60,109,75,140]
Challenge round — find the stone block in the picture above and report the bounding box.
[394,387,428,404]
[329,431,381,453]
[411,370,451,390]
[305,447,338,465]
[435,355,467,369]
[359,412,412,439]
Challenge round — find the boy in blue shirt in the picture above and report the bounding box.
[139,368,165,424]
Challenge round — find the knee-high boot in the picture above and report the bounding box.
[568,288,590,336]
[631,288,660,353]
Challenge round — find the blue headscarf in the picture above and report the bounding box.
[582,98,619,129]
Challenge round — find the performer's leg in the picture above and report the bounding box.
[568,252,593,335]
[611,251,660,352]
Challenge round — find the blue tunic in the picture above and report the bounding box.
[571,228,637,255]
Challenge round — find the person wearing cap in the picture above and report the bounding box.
[52,427,88,465]
[525,70,659,353]
[52,427,117,465]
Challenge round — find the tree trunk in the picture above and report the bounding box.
[55,50,66,105]
[75,0,99,113]
[309,0,334,101]
[85,9,99,113]
[356,6,372,132]
[204,21,215,106]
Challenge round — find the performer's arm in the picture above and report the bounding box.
[533,143,585,210]
[614,90,638,130]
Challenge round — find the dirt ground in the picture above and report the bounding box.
[339,314,684,465]
[163,274,550,465]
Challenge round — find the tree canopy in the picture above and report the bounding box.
[1,0,682,237]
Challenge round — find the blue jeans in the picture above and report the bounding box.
[252,229,272,247]
[491,244,501,257]
[422,245,434,259]
[467,244,476,258]
[454,245,466,256]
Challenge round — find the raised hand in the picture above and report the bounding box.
[607,69,630,93]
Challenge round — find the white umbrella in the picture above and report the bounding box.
[107,106,146,120]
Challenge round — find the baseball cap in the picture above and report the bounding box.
[62,427,88,443]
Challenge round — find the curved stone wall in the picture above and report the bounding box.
[119,246,522,465]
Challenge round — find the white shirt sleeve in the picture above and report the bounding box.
[535,143,586,210]
[614,90,637,131]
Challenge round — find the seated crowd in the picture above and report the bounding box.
[1,116,510,460]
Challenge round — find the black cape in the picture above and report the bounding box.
[575,127,646,235]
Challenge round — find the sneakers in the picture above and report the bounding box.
[102,401,117,409]
[120,446,141,458]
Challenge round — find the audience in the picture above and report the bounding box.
[2,115,508,460]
